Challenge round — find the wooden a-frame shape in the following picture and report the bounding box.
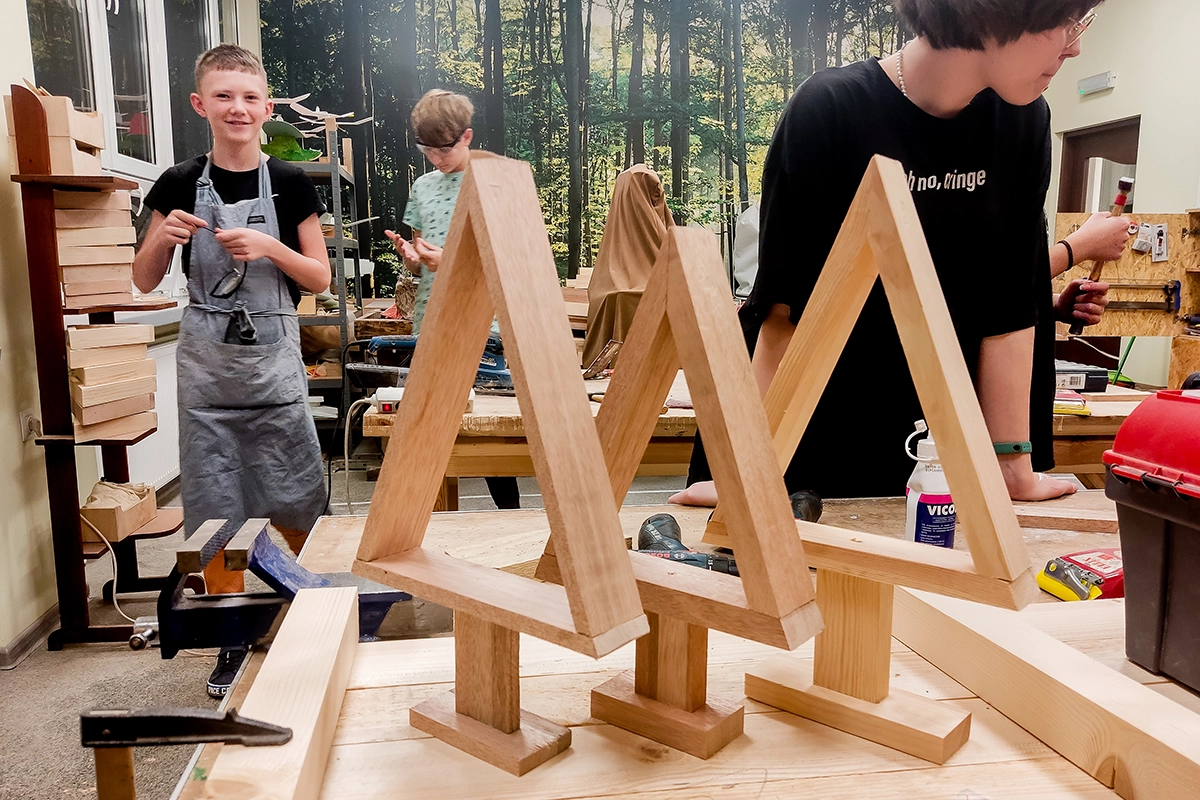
[701,156,1038,764]
[536,226,823,758]
[352,153,648,775]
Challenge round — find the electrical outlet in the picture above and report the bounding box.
[19,408,39,442]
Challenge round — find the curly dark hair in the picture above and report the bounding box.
[894,0,1101,51]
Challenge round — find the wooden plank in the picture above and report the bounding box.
[455,612,521,733]
[54,189,132,210]
[72,410,156,443]
[1014,490,1118,534]
[54,208,131,228]
[65,324,154,350]
[206,586,358,800]
[176,519,237,574]
[62,279,132,296]
[868,157,1030,582]
[71,392,154,426]
[69,374,156,407]
[60,263,133,284]
[58,244,134,266]
[93,747,135,800]
[663,228,817,618]
[353,549,645,659]
[894,588,1200,799]
[319,698,1060,800]
[64,292,134,307]
[222,519,271,571]
[812,570,893,702]
[70,358,154,386]
[56,225,136,247]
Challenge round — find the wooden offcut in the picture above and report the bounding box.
[65,342,147,369]
[72,392,154,427]
[60,263,133,284]
[62,279,133,297]
[57,225,136,247]
[894,589,1200,798]
[69,374,156,407]
[205,587,359,800]
[58,244,134,266]
[65,324,154,350]
[55,208,131,228]
[72,411,156,443]
[54,190,131,211]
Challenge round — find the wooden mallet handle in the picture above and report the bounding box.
[1068,177,1134,336]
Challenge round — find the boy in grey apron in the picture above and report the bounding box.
[134,45,331,697]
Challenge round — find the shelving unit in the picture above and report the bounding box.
[297,119,364,410]
[9,84,193,649]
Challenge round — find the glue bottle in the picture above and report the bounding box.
[904,420,956,548]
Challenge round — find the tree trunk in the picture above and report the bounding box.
[627,0,645,164]
[669,0,688,220]
[474,0,483,51]
[722,0,734,279]
[341,0,371,227]
[652,20,666,172]
[565,0,584,278]
[583,0,594,267]
[731,0,748,209]
[811,0,830,71]
[482,0,505,153]
[787,0,813,85]
[833,0,845,66]
[393,0,421,233]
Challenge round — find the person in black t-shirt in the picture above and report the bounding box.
[672,0,1113,507]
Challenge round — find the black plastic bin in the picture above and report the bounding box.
[1104,389,1200,691]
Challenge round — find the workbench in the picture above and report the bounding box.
[361,375,1148,501]
[362,373,698,510]
[173,493,1189,799]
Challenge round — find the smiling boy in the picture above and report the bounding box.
[133,44,331,697]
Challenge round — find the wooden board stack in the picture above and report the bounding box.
[54,190,136,308]
[66,324,157,442]
[4,91,104,176]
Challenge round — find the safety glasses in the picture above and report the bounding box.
[416,131,466,158]
[1066,9,1096,47]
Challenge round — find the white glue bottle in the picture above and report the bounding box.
[904,420,956,548]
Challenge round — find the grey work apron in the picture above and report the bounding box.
[177,155,326,537]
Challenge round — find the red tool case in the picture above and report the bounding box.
[1103,389,1200,691]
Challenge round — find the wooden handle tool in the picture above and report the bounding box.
[1068,176,1134,336]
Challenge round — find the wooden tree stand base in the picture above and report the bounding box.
[745,570,971,765]
[745,655,970,764]
[410,693,570,776]
[590,612,744,759]
[409,612,570,775]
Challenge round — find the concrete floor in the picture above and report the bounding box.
[0,443,685,800]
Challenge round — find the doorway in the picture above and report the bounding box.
[1058,116,1141,213]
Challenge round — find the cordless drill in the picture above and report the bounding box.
[637,514,739,575]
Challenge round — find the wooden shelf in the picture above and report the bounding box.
[11,173,138,191]
[63,297,177,315]
[36,426,158,447]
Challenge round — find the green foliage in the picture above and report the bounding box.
[259,0,901,277]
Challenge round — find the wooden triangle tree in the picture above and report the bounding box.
[353,152,649,775]
[536,225,824,758]
[702,155,1038,764]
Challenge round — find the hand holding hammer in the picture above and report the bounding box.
[1068,176,1134,336]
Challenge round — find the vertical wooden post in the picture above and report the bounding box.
[409,611,571,775]
[811,570,893,703]
[593,611,743,759]
[94,747,136,800]
[455,612,520,733]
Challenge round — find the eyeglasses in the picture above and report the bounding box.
[1065,9,1096,47]
[416,131,465,158]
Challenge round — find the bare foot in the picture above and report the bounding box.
[1009,473,1078,502]
[668,480,718,507]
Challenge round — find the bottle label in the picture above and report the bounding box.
[908,491,956,548]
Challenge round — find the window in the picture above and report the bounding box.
[106,0,156,163]
[165,0,215,162]
[26,0,95,111]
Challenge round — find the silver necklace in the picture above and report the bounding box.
[896,44,908,97]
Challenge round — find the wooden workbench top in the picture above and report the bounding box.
[364,371,696,438]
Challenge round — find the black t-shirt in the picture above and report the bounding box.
[143,155,324,306]
[745,59,1053,498]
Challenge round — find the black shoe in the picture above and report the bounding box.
[207,647,247,699]
[789,490,823,523]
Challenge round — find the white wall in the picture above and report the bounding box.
[1044,0,1200,386]
[0,0,58,647]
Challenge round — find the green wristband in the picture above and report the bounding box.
[993,441,1032,455]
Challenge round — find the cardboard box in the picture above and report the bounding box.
[80,482,156,543]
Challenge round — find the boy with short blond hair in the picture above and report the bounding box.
[134,43,331,697]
